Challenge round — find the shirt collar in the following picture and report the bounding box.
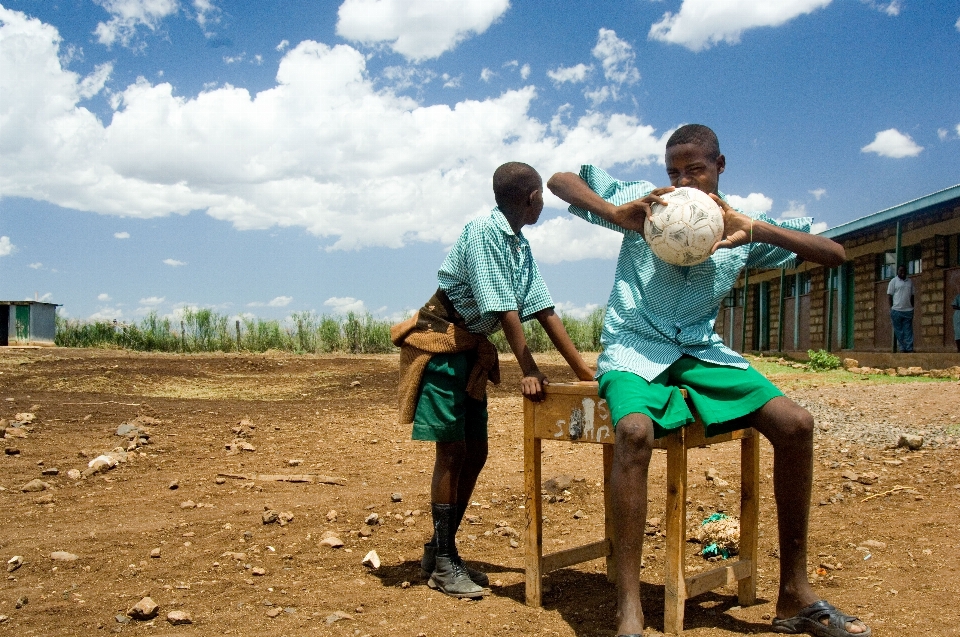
[491,207,519,237]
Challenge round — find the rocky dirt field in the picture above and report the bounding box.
[0,348,959,637]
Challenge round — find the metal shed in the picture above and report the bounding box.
[0,301,59,347]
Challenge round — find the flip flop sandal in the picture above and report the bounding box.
[772,600,872,637]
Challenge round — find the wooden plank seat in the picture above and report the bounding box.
[523,381,759,635]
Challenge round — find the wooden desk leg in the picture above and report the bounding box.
[603,444,615,583]
[664,429,688,635]
[738,431,760,606]
[524,401,543,607]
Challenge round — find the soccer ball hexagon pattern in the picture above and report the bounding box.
[644,187,725,266]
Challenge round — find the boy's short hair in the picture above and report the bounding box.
[493,162,542,211]
[666,124,721,161]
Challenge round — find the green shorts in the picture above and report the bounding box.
[598,355,783,439]
[412,351,488,443]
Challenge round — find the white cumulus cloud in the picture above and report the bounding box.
[94,0,179,48]
[98,293,112,301]
[779,200,808,219]
[89,306,123,321]
[861,0,900,16]
[520,63,530,80]
[593,28,639,85]
[809,188,826,200]
[114,231,130,239]
[649,0,832,51]
[139,296,165,305]
[29,262,43,269]
[163,259,187,266]
[0,236,14,257]
[78,62,113,99]
[192,0,219,33]
[0,8,671,254]
[726,192,773,213]
[810,221,828,234]
[547,63,593,84]
[525,216,624,263]
[480,67,495,82]
[249,295,293,307]
[861,128,923,158]
[324,296,368,315]
[336,0,510,61]
[553,301,602,319]
[276,39,289,52]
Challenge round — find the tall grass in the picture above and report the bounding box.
[55,307,606,354]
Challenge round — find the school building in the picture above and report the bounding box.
[716,183,960,362]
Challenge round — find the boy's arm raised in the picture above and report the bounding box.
[500,310,547,402]
[534,308,595,381]
[547,172,673,235]
[710,194,845,267]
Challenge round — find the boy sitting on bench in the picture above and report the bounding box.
[548,124,869,637]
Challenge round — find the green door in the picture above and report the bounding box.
[15,305,29,342]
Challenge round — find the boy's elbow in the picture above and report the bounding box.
[546,172,576,196]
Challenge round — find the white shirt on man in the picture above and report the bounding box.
[887,276,914,311]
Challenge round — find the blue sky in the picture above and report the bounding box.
[1,0,958,323]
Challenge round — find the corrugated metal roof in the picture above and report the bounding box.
[821,183,960,240]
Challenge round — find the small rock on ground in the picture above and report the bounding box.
[128,597,159,620]
[166,610,192,625]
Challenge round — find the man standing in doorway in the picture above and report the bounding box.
[887,265,915,353]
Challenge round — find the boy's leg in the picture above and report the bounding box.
[426,441,484,597]
[610,413,655,637]
[743,397,868,635]
[414,353,487,596]
[599,369,688,637]
[674,359,869,636]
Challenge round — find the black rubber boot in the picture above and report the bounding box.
[427,503,485,598]
[421,502,489,586]
[429,556,486,598]
[421,543,490,587]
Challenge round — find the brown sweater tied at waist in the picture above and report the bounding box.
[391,289,500,425]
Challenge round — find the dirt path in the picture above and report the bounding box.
[0,349,958,636]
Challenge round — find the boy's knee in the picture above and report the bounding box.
[772,405,814,444]
[614,415,655,459]
[435,441,467,467]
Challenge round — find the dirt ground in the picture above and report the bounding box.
[0,348,958,637]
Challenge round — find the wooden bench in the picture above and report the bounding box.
[523,381,759,635]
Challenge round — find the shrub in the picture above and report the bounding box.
[807,349,841,372]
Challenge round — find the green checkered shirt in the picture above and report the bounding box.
[438,208,554,336]
[570,165,811,381]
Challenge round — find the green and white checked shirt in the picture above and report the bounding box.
[438,207,554,336]
[570,165,811,381]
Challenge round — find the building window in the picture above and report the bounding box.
[797,272,811,295]
[785,274,797,299]
[723,287,738,307]
[878,250,897,280]
[940,233,960,268]
[904,244,922,275]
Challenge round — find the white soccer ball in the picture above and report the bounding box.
[644,187,725,266]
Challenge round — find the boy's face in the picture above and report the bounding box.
[665,143,725,195]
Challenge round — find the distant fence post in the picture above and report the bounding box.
[235,319,241,351]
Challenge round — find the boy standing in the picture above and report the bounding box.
[548,125,869,637]
[392,161,595,599]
